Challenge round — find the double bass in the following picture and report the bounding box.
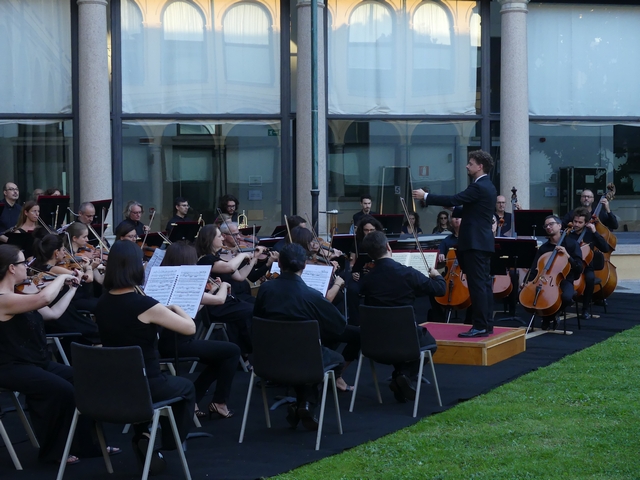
[519,227,572,317]
[592,184,617,301]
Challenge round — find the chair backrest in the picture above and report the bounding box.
[359,305,421,365]
[251,317,325,385]
[70,343,155,424]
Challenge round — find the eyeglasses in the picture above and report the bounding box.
[226,204,237,209]
[581,195,594,198]
[544,222,558,228]
[5,187,19,192]
[12,260,28,266]
[130,210,142,215]
[438,216,448,220]
[124,234,138,240]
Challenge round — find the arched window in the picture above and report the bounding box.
[347,2,394,96]
[162,1,206,84]
[412,2,453,95]
[223,3,273,84]
[121,0,144,86]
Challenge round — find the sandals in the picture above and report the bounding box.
[106,446,122,456]
[208,402,234,419]
[195,408,207,419]
[336,377,354,393]
[66,455,80,465]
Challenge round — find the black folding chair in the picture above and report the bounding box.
[238,317,343,450]
[56,343,191,480]
[350,305,442,417]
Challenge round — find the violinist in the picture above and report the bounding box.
[562,189,618,231]
[31,233,102,344]
[0,182,21,243]
[115,200,149,238]
[16,200,40,233]
[165,196,191,232]
[195,224,255,360]
[115,222,139,242]
[63,222,104,285]
[159,242,240,420]
[0,244,115,464]
[351,215,384,280]
[357,231,444,403]
[568,207,610,320]
[527,215,583,330]
[272,215,307,253]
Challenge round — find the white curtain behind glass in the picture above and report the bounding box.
[328,0,478,115]
[0,0,72,114]
[121,0,280,114]
[529,4,640,116]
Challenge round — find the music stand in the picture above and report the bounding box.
[513,210,553,238]
[331,234,356,254]
[492,237,539,325]
[168,222,200,243]
[270,225,287,237]
[257,237,283,249]
[87,223,109,247]
[37,195,70,229]
[240,225,261,236]
[90,199,112,221]
[372,214,404,236]
[141,232,166,248]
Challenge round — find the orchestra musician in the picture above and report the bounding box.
[115,201,150,238]
[413,150,497,338]
[63,222,104,285]
[272,215,307,253]
[32,188,45,200]
[494,196,513,236]
[44,188,62,196]
[357,231,445,403]
[16,200,40,233]
[526,215,583,330]
[562,189,618,231]
[158,242,240,420]
[0,244,117,465]
[350,194,376,234]
[216,194,240,224]
[401,210,423,235]
[253,243,346,430]
[165,196,191,232]
[115,222,139,242]
[0,182,22,243]
[568,207,610,320]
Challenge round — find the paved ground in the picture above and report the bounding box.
[615,280,640,295]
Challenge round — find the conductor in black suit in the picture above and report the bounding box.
[412,150,497,338]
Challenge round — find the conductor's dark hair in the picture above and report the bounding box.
[573,207,590,221]
[0,245,21,281]
[361,230,388,260]
[468,150,494,173]
[33,233,64,264]
[161,241,198,267]
[279,243,308,273]
[195,224,220,257]
[103,240,145,291]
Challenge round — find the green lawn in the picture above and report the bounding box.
[277,326,640,479]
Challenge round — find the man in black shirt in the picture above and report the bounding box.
[115,201,149,237]
[562,189,618,231]
[358,231,445,402]
[351,195,376,234]
[254,243,345,430]
[0,182,21,243]
[165,197,190,232]
[568,207,609,319]
[526,215,583,330]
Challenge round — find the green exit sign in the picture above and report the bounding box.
[268,129,280,136]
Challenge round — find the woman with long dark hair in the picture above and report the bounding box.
[95,241,196,471]
[159,241,240,419]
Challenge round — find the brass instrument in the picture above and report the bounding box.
[238,210,248,229]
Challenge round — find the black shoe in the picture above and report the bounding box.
[486,327,494,334]
[389,378,407,403]
[458,328,489,338]
[581,311,592,320]
[286,403,299,429]
[395,374,416,401]
[296,403,319,431]
[132,436,166,476]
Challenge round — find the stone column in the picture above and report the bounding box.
[296,0,327,235]
[77,0,112,223]
[499,0,530,209]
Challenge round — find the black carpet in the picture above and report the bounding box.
[1,292,639,479]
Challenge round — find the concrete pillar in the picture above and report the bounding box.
[499,0,530,210]
[77,0,112,227]
[296,0,327,236]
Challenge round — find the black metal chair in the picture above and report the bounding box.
[349,305,442,418]
[238,317,343,450]
[56,343,191,480]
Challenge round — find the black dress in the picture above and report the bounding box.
[95,292,196,449]
[0,304,76,462]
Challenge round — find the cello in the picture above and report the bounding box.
[436,248,472,310]
[492,217,513,299]
[519,227,572,317]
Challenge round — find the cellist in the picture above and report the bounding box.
[526,215,583,330]
[568,207,610,319]
[562,189,618,231]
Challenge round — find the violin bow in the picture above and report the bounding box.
[141,208,155,249]
[216,208,244,252]
[399,197,430,271]
[283,214,293,243]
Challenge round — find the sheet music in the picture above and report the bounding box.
[144,248,166,287]
[270,262,334,296]
[392,251,438,276]
[143,265,210,318]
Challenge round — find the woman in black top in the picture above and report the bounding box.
[432,210,451,234]
[195,225,254,357]
[0,244,93,464]
[159,242,240,419]
[401,210,423,235]
[95,241,196,464]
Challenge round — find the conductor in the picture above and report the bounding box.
[412,150,497,338]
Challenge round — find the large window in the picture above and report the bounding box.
[162,1,206,85]
[121,120,282,232]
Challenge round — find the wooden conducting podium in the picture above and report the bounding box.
[420,323,526,366]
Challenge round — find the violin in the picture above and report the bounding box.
[519,227,571,317]
[435,248,471,310]
[15,272,56,293]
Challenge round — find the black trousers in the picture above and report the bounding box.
[581,268,596,311]
[206,298,254,355]
[160,339,240,405]
[393,326,437,376]
[133,374,196,451]
[542,279,575,325]
[324,325,361,363]
[457,249,493,331]
[294,347,344,410]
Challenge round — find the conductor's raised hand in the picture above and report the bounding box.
[412,188,427,200]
